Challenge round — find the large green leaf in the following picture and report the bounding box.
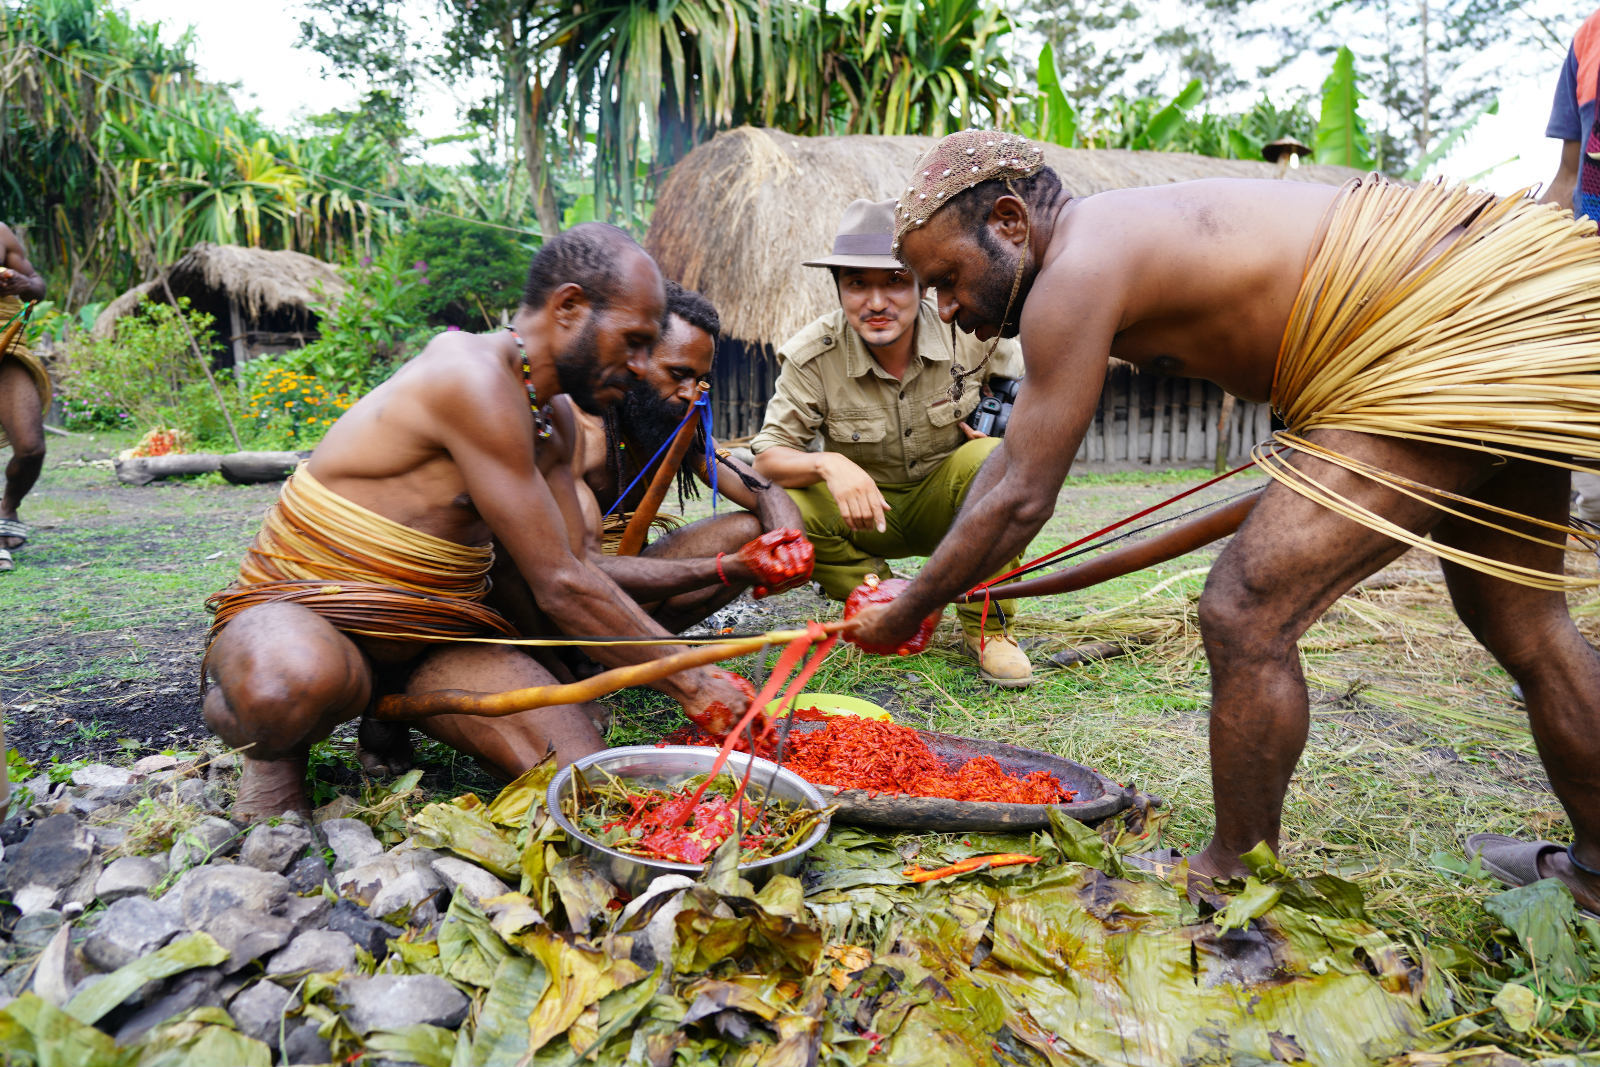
[65,933,229,1025]
[1314,46,1374,170]
[1036,43,1077,148]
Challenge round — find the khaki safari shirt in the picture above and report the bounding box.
[751,301,1022,486]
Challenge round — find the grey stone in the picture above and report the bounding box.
[32,923,79,1006]
[202,907,295,973]
[321,819,382,873]
[84,825,128,853]
[286,855,332,895]
[283,1020,332,1065]
[266,929,358,977]
[240,822,313,875]
[336,974,469,1034]
[339,852,445,922]
[206,753,240,780]
[282,893,331,935]
[228,980,293,1048]
[84,896,181,971]
[3,814,92,891]
[12,884,59,916]
[177,864,289,929]
[325,900,399,960]
[60,862,101,911]
[13,910,63,951]
[430,856,511,909]
[168,817,244,870]
[113,969,223,1045]
[174,779,207,807]
[71,764,134,790]
[96,856,163,902]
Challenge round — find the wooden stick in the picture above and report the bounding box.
[371,619,851,721]
[964,490,1260,602]
[616,384,707,556]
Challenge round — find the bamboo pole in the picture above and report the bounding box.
[616,384,707,556]
[372,619,850,721]
[962,490,1260,602]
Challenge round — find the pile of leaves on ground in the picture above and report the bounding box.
[2,757,1598,1066]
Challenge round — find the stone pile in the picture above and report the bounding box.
[0,758,482,1066]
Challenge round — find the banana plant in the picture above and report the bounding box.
[1313,46,1374,171]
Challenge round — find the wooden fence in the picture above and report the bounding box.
[710,344,1276,467]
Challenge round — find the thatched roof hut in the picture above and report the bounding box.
[92,243,347,368]
[647,127,1365,451]
[647,127,1364,352]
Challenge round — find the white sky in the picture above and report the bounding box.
[120,0,1576,196]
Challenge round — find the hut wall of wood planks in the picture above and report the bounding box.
[712,345,1275,467]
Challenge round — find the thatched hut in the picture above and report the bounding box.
[646,127,1365,463]
[91,243,347,370]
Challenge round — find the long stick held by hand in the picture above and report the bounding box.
[617,385,708,556]
[371,619,852,721]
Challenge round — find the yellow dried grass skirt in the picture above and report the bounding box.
[1257,176,1600,591]
[0,295,51,450]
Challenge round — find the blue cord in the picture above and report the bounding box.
[701,395,718,515]
[605,394,719,517]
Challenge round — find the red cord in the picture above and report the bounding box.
[964,455,1266,601]
[715,552,730,586]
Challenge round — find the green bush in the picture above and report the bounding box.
[284,247,432,393]
[52,298,241,442]
[393,214,528,330]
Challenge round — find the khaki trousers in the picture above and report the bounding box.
[786,438,1020,636]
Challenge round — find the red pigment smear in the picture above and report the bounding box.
[663,712,1075,805]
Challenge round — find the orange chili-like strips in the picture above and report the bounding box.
[902,853,1041,882]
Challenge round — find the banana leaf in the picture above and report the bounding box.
[66,933,229,1025]
[410,798,520,881]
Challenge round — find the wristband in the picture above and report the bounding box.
[715,552,731,586]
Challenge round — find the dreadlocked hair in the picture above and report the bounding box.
[603,408,706,510]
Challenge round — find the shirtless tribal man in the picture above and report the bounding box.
[846,129,1600,916]
[204,225,755,818]
[0,222,49,573]
[568,280,813,633]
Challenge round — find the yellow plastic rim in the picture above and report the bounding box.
[765,692,892,721]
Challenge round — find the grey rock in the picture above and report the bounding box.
[202,782,232,813]
[168,816,243,870]
[282,893,331,935]
[339,851,445,922]
[113,969,223,1044]
[206,753,240,780]
[12,884,59,916]
[266,929,357,977]
[430,856,511,909]
[202,907,295,973]
[177,864,289,929]
[32,923,79,1006]
[283,1020,332,1065]
[325,900,399,960]
[96,856,163,902]
[321,819,382,873]
[60,862,101,911]
[3,814,92,891]
[71,764,134,790]
[13,910,63,951]
[84,896,181,971]
[84,825,128,853]
[240,822,313,875]
[228,980,293,1049]
[174,779,207,807]
[336,974,469,1034]
[286,855,332,895]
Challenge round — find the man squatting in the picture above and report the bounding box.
[847,129,1600,915]
[203,226,806,819]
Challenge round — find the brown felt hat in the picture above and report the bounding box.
[802,198,906,270]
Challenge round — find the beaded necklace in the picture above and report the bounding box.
[505,326,553,439]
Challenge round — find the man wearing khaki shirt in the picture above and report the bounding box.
[751,198,1032,686]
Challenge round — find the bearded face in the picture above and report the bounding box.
[969,224,1035,339]
[619,375,690,455]
[553,314,635,415]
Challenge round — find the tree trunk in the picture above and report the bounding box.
[505,24,562,237]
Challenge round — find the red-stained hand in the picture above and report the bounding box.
[736,528,815,599]
[843,577,940,656]
[683,668,766,740]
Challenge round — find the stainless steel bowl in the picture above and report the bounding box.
[547,745,830,897]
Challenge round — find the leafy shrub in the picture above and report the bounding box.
[288,247,432,393]
[57,386,131,430]
[392,214,528,330]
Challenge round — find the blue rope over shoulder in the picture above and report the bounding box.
[604,392,719,517]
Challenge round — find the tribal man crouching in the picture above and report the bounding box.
[203,225,755,819]
[567,281,813,632]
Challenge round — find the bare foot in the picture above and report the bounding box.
[357,718,415,777]
[234,756,312,822]
[1536,849,1600,915]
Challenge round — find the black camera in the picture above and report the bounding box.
[965,376,1022,437]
